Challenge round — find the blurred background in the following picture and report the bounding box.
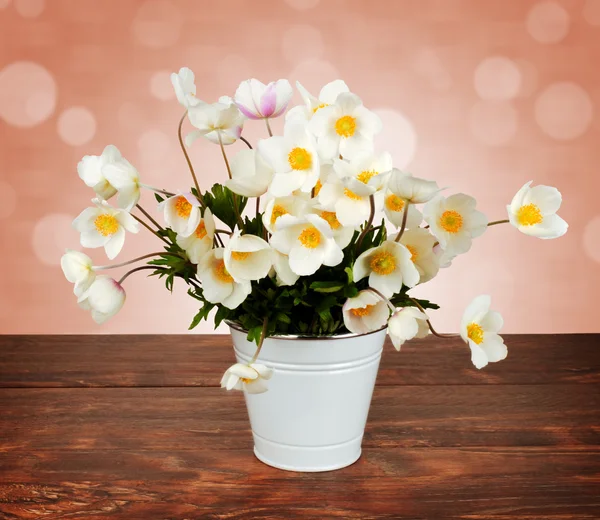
[0,0,598,334]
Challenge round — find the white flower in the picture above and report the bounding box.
[186,101,244,146]
[225,149,274,197]
[175,207,215,264]
[77,275,126,325]
[399,228,440,284]
[286,79,350,122]
[342,290,389,334]
[424,194,488,257]
[333,151,392,191]
[234,78,293,120]
[224,231,273,282]
[383,190,423,228]
[507,181,568,239]
[387,169,442,204]
[308,92,382,160]
[171,67,203,109]
[353,241,420,298]
[310,206,355,249]
[61,250,95,296]
[197,248,252,309]
[388,307,429,351]
[220,362,273,394]
[77,145,120,200]
[460,295,507,370]
[160,192,202,238]
[271,251,299,286]
[270,214,343,276]
[317,175,376,227]
[262,195,308,234]
[102,156,141,211]
[72,199,139,260]
[258,120,320,197]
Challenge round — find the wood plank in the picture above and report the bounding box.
[0,334,598,388]
[1,386,598,451]
[0,448,599,518]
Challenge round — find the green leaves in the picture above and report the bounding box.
[202,184,247,231]
[310,281,345,293]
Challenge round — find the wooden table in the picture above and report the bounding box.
[0,334,599,519]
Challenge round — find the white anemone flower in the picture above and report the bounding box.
[77,276,126,325]
[286,79,350,122]
[399,228,440,284]
[311,207,355,249]
[77,145,120,201]
[159,192,202,238]
[271,251,300,286]
[225,149,274,197]
[333,151,392,191]
[176,207,215,264]
[507,181,568,239]
[388,307,429,351]
[197,248,252,309]
[186,100,244,146]
[224,231,273,282]
[387,169,442,204]
[258,120,320,197]
[308,92,382,160]
[460,295,507,370]
[234,78,293,120]
[424,194,488,257]
[353,241,420,298]
[61,250,95,296]
[262,195,308,234]
[72,199,139,260]
[220,362,273,394]
[270,214,343,276]
[342,290,389,335]
[171,67,203,109]
[383,190,423,228]
[102,156,141,212]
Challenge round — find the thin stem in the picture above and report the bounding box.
[488,219,509,227]
[132,214,170,246]
[140,183,175,198]
[218,133,233,180]
[255,197,260,217]
[240,136,253,149]
[394,203,410,242]
[217,134,244,230]
[178,112,205,207]
[95,252,180,270]
[265,118,273,137]
[136,204,163,231]
[214,229,233,236]
[367,288,396,312]
[354,194,376,252]
[250,317,270,364]
[118,265,161,285]
[408,297,456,339]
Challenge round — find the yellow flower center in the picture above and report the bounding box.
[288,147,312,171]
[214,259,233,283]
[298,226,321,248]
[439,210,463,233]
[516,203,543,226]
[370,250,396,275]
[270,204,289,226]
[313,103,328,113]
[319,211,341,230]
[335,115,357,137]
[357,170,377,184]
[351,305,374,317]
[175,196,192,218]
[386,194,405,213]
[344,188,362,201]
[195,221,207,239]
[406,245,418,262]
[94,214,119,236]
[231,251,251,261]
[314,179,323,196]
[467,322,485,345]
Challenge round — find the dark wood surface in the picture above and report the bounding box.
[0,334,598,519]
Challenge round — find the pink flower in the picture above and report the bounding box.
[234,79,293,120]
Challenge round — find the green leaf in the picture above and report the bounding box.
[344,266,354,284]
[189,303,215,330]
[310,281,345,293]
[154,193,165,203]
[203,183,247,230]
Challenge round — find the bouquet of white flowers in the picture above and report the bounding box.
[62,68,568,394]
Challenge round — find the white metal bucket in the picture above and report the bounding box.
[229,324,387,472]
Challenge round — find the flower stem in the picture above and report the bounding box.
[95,252,180,270]
[488,219,510,227]
[136,204,163,231]
[214,229,233,236]
[132,214,170,246]
[118,265,162,285]
[367,288,396,312]
[255,197,260,217]
[219,134,244,230]
[394,203,410,242]
[218,133,233,180]
[178,112,205,207]
[140,183,175,198]
[250,317,270,364]
[354,194,376,252]
[408,297,456,339]
[265,118,273,137]
[240,136,253,149]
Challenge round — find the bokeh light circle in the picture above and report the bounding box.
[282,25,324,63]
[583,215,600,263]
[0,61,57,128]
[474,56,522,100]
[284,0,320,10]
[534,82,593,140]
[0,181,17,220]
[57,107,97,146]
[0,0,11,9]
[526,1,570,44]
[32,213,75,266]
[15,0,45,17]
[150,70,175,101]
[372,108,417,169]
[583,0,600,26]
[469,100,518,146]
[132,0,183,48]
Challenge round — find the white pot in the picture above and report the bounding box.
[229,323,387,472]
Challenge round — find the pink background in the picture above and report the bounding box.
[0,0,598,334]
